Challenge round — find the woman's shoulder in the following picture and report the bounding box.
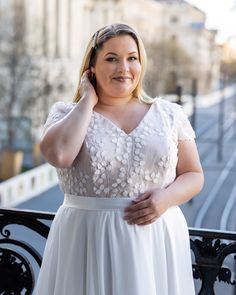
[49,100,76,114]
[43,101,76,132]
[153,97,181,114]
[152,97,195,139]
[155,97,180,108]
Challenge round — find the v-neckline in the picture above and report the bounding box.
[92,103,153,136]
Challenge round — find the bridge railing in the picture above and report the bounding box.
[0,208,235,294]
[0,163,58,207]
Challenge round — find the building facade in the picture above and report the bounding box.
[0,0,222,149]
[23,0,221,94]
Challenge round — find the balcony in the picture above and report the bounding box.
[0,208,235,295]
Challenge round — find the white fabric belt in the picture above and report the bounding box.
[63,194,133,210]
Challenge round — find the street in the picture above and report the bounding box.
[181,94,236,232]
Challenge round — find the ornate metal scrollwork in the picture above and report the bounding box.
[0,210,235,295]
[0,247,34,294]
[0,208,54,239]
[0,208,54,294]
[189,228,236,295]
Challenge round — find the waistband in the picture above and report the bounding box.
[63,194,133,210]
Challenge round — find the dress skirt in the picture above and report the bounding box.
[34,194,195,295]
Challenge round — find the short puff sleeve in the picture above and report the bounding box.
[174,104,196,141]
[43,101,74,134]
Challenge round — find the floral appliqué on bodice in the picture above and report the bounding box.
[43,99,195,199]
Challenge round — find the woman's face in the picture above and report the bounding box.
[92,35,141,99]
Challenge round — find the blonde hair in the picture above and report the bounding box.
[73,23,157,104]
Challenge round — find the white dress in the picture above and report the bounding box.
[34,98,196,295]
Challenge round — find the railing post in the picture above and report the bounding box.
[176,84,182,105]
[191,78,197,131]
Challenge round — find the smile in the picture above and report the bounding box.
[113,77,132,82]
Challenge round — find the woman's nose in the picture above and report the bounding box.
[117,60,129,73]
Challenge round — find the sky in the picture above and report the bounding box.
[187,0,236,43]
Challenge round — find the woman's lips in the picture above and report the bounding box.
[113,77,132,82]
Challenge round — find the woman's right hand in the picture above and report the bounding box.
[79,69,98,107]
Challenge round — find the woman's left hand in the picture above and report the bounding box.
[123,189,170,226]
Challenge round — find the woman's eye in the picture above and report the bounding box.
[128,56,138,61]
[106,57,117,62]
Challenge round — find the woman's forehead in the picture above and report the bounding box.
[100,35,138,53]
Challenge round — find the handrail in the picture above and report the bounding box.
[0,208,235,294]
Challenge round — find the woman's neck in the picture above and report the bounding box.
[95,95,138,111]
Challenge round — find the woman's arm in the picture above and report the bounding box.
[164,140,204,207]
[40,70,98,168]
[123,140,204,225]
[40,98,94,168]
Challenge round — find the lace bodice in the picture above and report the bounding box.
[44,98,195,199]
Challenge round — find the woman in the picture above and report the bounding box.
[35,23,204,295]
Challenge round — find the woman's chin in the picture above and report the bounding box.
[108,86,136,97]
[109,91,133,98]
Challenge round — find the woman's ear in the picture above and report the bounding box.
[90,66,95,73]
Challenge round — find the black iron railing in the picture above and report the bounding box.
[0,208,235,295]
[190,228,236,294]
